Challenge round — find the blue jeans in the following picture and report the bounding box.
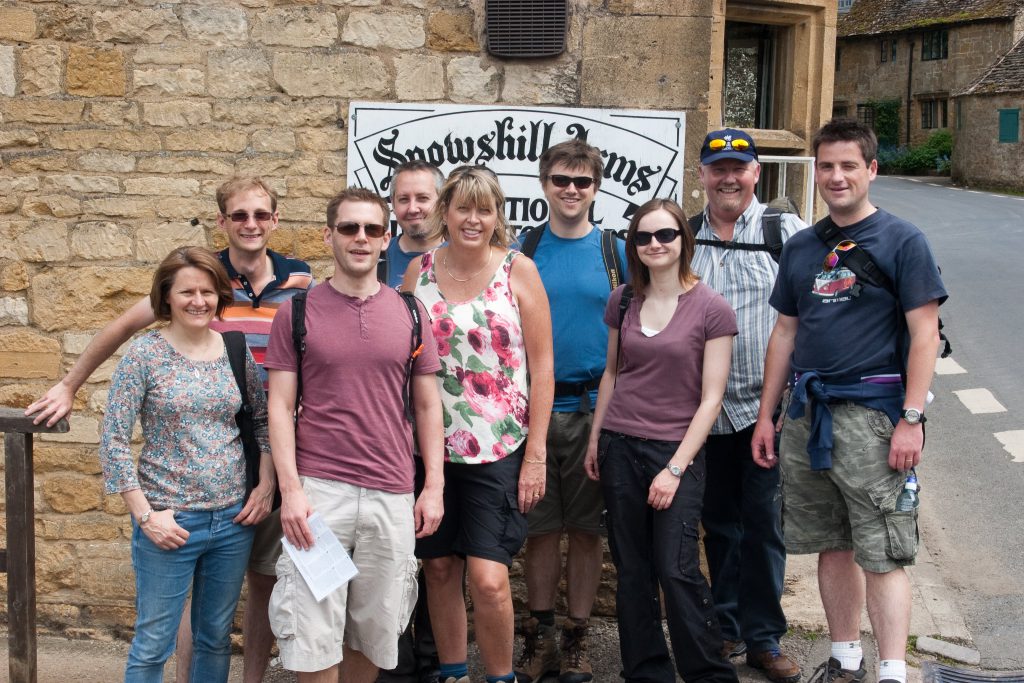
[598,431,738,683]
[702,425,787,653]
[125,501,254,683]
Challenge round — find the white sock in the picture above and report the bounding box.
[831,640,864,670]
[879,659,907,683]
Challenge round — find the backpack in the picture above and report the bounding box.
[812,216,953,372]
[518,225,626,291]
[223,330,280,509]
[290,289,424,426]
[689,207,785,263]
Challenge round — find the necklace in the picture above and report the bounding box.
[443,249,493,283]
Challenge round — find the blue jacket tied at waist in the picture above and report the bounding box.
[787,371,904,470]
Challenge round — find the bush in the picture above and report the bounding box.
[876,131,952,175]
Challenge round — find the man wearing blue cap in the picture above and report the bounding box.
[691,128,804,681]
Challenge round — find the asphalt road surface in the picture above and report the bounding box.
[871,176,1024,669]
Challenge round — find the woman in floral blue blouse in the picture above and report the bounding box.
[100,246,270,683]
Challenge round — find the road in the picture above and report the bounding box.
[871,176,1024,669]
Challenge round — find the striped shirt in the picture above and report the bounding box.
[210,249,313,387]
[691,201,806,433]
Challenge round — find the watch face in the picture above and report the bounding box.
[668,465,682,477]
[903,409,922,424]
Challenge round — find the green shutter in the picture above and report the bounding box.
[999,109,1020,143]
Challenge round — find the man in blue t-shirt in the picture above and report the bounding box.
[380,160,445,288]
[515,139,626,683]
[752,119,947,683]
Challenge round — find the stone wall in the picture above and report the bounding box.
[834,21,1016,146]
[0,0,727,634]
[952,94,1024,192]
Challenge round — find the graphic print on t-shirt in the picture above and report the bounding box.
[812,265,858,301]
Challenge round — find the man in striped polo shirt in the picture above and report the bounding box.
[27,176,312,683]
[690,129,804,681]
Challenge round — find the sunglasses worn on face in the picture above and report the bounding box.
[823,240,857,271]
[633,228,682,246]
[548,174,596,189]
[708,137,751,151]
[333,222,387,238]
[227,210,274,224]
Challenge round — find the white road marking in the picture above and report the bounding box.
[935,357,967,375]
[994,431,1024,463]
[953,388,1006,413]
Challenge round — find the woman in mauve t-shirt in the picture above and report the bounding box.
[584,199,739,683]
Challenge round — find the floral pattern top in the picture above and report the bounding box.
[415,249,530,465]
[99,330,269,511]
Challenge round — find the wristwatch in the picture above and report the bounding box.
[901,408,926,425]
[138,509,153,526]
[666,464,683,478]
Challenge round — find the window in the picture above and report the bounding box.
[922,29,948,60]
[724,22,781,128]
[833,104,849,119]
[857,103,875,129]
[999,109,1020,143]
[891,39,898,62]
[838,0,853,13]
[880,40,888,63]
[920,99,948,129]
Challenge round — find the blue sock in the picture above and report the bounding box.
[485,674,516,683]
[440,662,469,679]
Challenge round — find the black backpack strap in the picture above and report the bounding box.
[290,289,308,423]
[615,284,634,373]
[377,255,388,285]
[224,331,259,498]
[399,291,424,425]
[600,229,625,291]
[813,217,895,295]
[687,213,704,237]
[518,225,545,258]
[761,207,784,263]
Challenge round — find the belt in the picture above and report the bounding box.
[554,378,600,397]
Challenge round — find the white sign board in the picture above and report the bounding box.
[347,102,686,233]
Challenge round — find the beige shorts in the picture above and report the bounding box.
[248,508,282,576]
[269,476,418,672]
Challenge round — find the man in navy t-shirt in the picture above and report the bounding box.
[380,161,444,288]
[752,119,946,683]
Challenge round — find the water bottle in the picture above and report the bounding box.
[895,469,919,512]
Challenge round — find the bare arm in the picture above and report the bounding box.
[751,313,798,468]
[889,300,941,471]
[267,368,315,549]
[412,372,445,538]
[511,254,554,514]
[584,327,619,481]
[400,255,424,293]
[27,296,156,426]
[121,488,189,551]
[648,335,732,510]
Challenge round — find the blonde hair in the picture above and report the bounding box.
[425,166,511,248]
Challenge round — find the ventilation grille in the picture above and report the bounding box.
[486,0,567,58]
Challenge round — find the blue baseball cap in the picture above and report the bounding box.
[700,128,759,164]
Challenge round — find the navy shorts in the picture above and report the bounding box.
[415,446,527,567]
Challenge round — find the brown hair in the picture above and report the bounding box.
[150,246,233,322]
[625,199,697,293]
[326,187,390,228]
[389,160,445,201]
[812,118,879,164]
[216,176,278,214]
[425,165,511,248]
[539,138,604,188]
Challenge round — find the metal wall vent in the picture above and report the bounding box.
[486,0,567,58]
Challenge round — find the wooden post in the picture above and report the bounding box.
[0,407,70,683]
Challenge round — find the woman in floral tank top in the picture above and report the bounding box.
[402,165,553,683]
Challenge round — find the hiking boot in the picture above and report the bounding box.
[558,618,593,683]
[747,648,802,683]
[721,639,747,659]
[807,657,866,683]
[514,617,559,683]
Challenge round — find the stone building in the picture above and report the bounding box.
[952,35,1024,190]
[0,0,835,635]
[833,0,1024,147]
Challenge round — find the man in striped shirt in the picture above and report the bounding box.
[690,129,805,681]
[27,176,312,683]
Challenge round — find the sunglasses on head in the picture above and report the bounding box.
[548,174,596,189]
[633,228,682,246]
[226,210,274,224]
[707,137,751,152]
[823,240,858,271]
[332,221,388,239]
